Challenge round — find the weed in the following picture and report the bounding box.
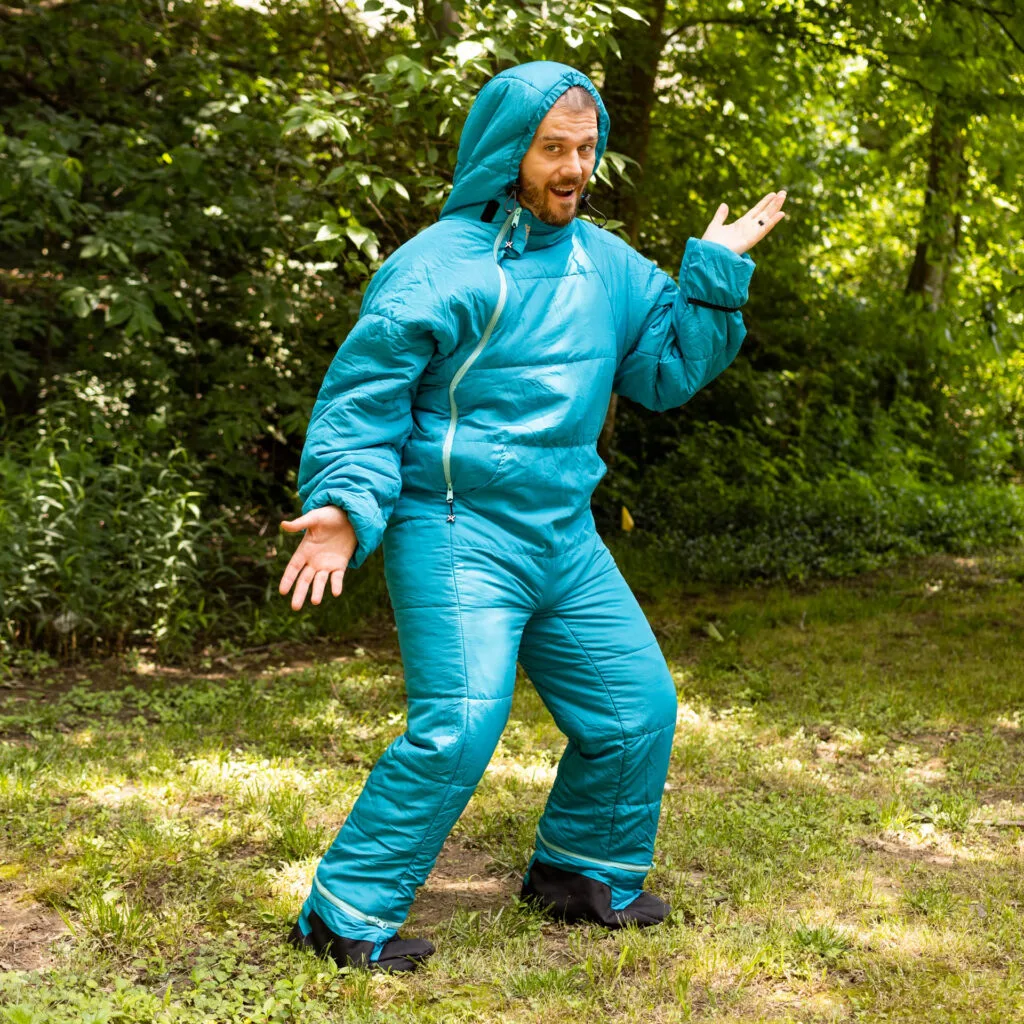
[790,920,854,964]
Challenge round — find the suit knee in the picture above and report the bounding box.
[648,667,678,734]
[616,660,677,740]
[398,696,510,786]
[569,677,676,755]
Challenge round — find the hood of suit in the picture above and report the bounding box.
[439,61,611,221]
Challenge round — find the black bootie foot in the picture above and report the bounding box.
[520,860,670,929]
[288,910,434,972]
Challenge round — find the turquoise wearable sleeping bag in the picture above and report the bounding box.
[293,60,756,955]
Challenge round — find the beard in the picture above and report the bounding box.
[516,175,583,226]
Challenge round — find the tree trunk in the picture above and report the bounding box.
[596,1,668,466]
[904,91,970,312]
[418,0,460,43]
[599,0,669,248]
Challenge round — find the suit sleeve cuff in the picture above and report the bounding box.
[301,489,386,570]
[678,236,756,311]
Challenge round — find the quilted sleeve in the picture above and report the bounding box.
[297,267,441,569]
[612,237,755,412]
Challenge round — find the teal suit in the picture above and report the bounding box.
[294,60,755,959]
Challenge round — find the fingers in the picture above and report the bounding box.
[746,191,788,243]
[291,564,316,612]
[280,512,313,534]
[758,205,787,236]
[717,190,788,235]
[279,556,347,607]
[768,189,788,221]
[751,189,787,218]
[311,569,330,606]
[747,191,778,219]
[278,550,306,596]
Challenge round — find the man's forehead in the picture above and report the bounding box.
[533,102,599,143]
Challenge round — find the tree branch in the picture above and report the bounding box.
[662,14,769,44]
[0,0,73,16]
[976,3,1024,57]
[329,0,374,75]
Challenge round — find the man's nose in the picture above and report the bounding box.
[560,151,583,180]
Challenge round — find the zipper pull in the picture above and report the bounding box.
[446,485,455,523]
[510,205,522,230]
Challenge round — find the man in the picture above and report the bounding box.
[279,60,786,973]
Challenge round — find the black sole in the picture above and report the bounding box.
[287,913,435,973]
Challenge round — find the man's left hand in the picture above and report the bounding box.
[702,189,787,256]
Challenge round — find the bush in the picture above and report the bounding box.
[610,472,1024,585]
[0,424,222,658]
[0,422,393,661]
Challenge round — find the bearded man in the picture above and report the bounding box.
[279,60,786,972]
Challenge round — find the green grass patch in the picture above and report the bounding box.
[2,550,1023,1021]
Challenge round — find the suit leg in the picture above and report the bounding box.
[299,519,532,944]
[518,535,677,912]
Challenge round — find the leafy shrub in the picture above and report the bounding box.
[0,421,393,660]
[0,423,219,658]
[611,470,1024,584]
[2,0,1022,660]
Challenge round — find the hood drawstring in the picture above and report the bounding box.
[580,190,610,229]
[503,181,520,215]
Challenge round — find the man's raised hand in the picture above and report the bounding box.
[702,189,787,256]
[278,505,357,611]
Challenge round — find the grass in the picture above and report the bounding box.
[1,549,1024,1022]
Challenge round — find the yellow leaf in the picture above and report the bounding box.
[704,622,725,643]
[621,505,634,531]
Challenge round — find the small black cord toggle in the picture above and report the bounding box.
[580,190,609,229]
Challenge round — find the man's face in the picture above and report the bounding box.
[517,98,599,227]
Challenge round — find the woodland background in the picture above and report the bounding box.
[3,5,1024,1021]
[2,0,1023,661]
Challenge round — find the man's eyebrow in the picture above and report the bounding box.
[540,133,600,143]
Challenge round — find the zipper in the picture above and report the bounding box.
[314,875,403,931]
[535,826,652,874]
[441,204,519,521]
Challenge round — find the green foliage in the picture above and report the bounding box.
[0,397,219,657]
[602,298,1024,583]
[613,466,1024,584]
[1,0,1022,658]
[789,920,853,965]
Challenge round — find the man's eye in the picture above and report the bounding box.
[580,145,593,153]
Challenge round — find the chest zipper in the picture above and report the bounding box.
[442,204,520,522]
